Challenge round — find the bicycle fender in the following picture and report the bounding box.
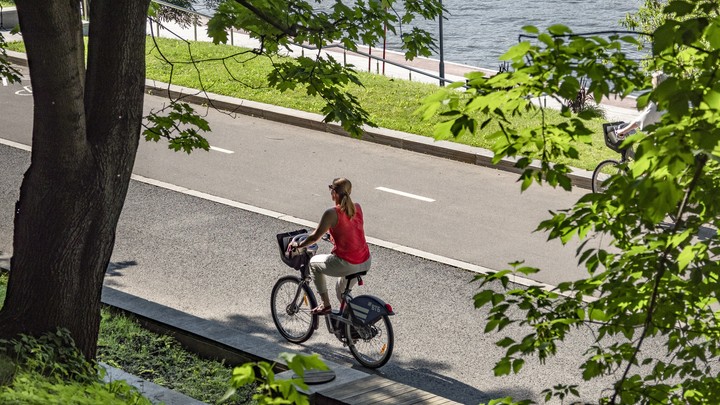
[348,295,394,326]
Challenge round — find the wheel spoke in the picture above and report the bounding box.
[346,315,394,368]
[271,277,316,344]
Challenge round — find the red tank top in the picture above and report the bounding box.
[329,203,370,264]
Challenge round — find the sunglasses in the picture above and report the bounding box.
[328,185,336,192]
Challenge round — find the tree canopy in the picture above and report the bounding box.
[419,0,720,403]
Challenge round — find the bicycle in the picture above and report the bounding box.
[270,229,395,369]
[591,122,635,193]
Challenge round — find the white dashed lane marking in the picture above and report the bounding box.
[375,186,435,202]
[209,146,234,154]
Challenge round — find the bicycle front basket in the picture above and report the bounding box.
[276,229,308,270]
[603,121,630,153]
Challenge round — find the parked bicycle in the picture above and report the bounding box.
[270,229,395,368]
[591,122,635,193]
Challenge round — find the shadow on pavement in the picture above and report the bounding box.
[106,260,139,277]
[221,313,511,404]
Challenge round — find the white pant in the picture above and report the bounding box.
[309,254,371,303]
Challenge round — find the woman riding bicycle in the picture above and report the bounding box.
[615,71,667,139]
[291,177,371,316]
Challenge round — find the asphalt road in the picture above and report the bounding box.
[0,65,595,286]
[0,143,617,404]
[0,69,615,404]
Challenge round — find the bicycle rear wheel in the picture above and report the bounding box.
[592,159,622,193]
[345,315,394,368]
[271,276,318,344]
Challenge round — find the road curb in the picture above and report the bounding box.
[101,287,372,404]
[6,49,595,190]
[101,286,460,404]
[145,79,595,190]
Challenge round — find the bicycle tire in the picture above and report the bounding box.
[592,159,622,194]
[345,314,394,368]
[270,276,318,344]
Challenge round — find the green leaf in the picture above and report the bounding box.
[589,309,609,322]
[547,24,571,35]
[703,89,720,109]
[280,352,328,378]
[706,22,720,50]
[582,360,601,380]
[497,337,516,348]
[512,358,525,374]
[677,246,696,271]
[500,42,531,62]
[230,364,255,387]
[665,0,695,17]
[494,358,512,376]
[474,290,496,308]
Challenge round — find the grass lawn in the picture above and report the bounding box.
[0,273,252,404]
[0,273,6,308]
[4,36,620,171]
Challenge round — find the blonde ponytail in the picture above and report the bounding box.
[340,194,356,219]
[332,178,356,219]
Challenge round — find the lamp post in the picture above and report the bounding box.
[438,0,445,86]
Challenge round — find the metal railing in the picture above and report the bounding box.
[150,0,455,86]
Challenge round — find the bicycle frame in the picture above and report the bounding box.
[294,269,393,340]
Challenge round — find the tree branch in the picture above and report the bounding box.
[233,0,297,36]
[610,153,709,404]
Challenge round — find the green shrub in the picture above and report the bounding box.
[0,329,151,405]
[0,278,249,403]
[97,309,252,404]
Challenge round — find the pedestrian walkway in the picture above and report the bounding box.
[102,287,462,405]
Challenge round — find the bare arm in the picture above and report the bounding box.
[617,121,639,136]
[296,208,338,249]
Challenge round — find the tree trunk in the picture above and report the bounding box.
[0,0,151,359]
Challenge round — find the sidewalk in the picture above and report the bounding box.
[101,287,462,405]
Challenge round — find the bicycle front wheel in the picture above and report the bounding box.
[345,315,394,368]
[271,276,318,344]
[592,159,622,193]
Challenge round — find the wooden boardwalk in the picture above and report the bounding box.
[314,375,463,405]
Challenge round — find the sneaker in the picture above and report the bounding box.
[311,304,331,315]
